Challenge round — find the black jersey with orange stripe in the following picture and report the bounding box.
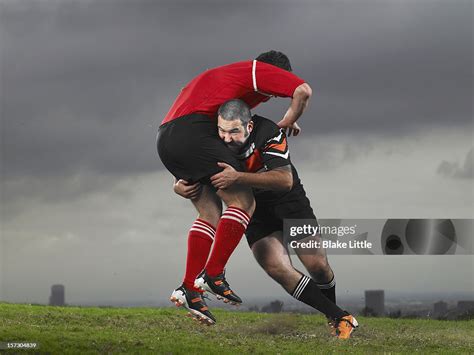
[236,115,304,203]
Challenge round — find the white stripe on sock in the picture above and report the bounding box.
[292,276,310,300]
[293,278,306,299]
[193,221,216,236]
[226,207,250,221]
[224,209,250,223]
[295,277,310,299]
[221,215,248,226]
[317,278,336,289]
[190,227,215,241]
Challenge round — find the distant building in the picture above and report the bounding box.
[433,301,448,318]
[365,290,384,316]
[457,301,474,315]
[49,284,65,306]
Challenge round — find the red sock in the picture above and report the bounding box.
[183,219,215,292]
[205,206,250,277]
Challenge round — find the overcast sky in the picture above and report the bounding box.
[0,0,472,305]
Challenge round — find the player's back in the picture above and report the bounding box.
[162,61,254,124]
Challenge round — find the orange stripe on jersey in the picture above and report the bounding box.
[245,149,264,172]
[265,137,287,153]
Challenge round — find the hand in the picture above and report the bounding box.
[210,162,240,189]
[277,119,301,137]
[173,179,202,200]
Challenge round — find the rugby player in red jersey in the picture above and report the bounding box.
[175,99,359,339]
[157,51,312,324]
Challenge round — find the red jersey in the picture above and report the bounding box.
[161,60,305,124]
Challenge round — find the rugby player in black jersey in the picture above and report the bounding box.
[174,99,359,339]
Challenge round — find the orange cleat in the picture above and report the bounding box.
[335,314,358,339]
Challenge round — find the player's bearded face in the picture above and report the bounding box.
[217,117,253,152]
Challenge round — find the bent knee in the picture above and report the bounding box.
[305,261,333,280]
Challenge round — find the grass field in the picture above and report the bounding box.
[0,302,473,354]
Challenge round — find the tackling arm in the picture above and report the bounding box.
[236,165,293,191]
[210,163,293,192]
[277,83,312,136]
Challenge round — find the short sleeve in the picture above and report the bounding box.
[261,129,292,170]
[253,60,306,98]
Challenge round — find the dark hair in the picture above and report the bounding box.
[256,50,292,72]
[218,99,251,125]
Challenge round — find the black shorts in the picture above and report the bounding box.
[245,186,317,247]
[157,114,243,183]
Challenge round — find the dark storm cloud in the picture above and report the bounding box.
[437,148,474,179]
[1,0,472,184]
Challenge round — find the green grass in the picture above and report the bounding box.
[0,302,473,354]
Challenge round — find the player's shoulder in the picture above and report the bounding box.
[251,115,283,147]
[252,115,280,133]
